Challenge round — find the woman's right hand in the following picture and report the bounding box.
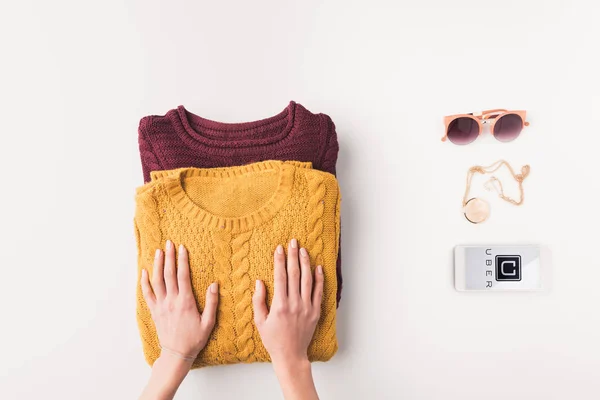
[252,238,323,400]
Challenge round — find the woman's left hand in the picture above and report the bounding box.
[139,240,219,400]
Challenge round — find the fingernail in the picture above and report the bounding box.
[141,269,147,278]
[255,280,260,290]
[300,248,308,257]
[291,238,298,248]
[166,240,172,250]
[317,265,323,274]
[210,282,218,294]
[179,244,185,253]
[155,249,161,259]
[276,245,284,254]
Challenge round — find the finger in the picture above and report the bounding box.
[177,244,192,295]
[152,248,166,299]
[252,280,268,326]
[312,265,324,317]
[164,240,178,296]
[140,269,156,307]
[287,239,301,303]
[201,282,219,333]
[299,247,313,305]
[273,245,287,300]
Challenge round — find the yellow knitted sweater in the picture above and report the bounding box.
[134,160,340,368]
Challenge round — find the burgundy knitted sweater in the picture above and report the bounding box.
[138,102,343,304]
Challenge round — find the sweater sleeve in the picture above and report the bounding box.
[319,114,340,176]
[334,181,342,306]
[134,187,163,269]
[138,116,163,183]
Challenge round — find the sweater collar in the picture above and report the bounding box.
[172,102,297,149]
[161,161,297,234]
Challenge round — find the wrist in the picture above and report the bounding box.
[149,353,193,396]
[156,352,194,372]
[272,356,311,381]
[273,357,317,400]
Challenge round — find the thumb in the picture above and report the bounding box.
[252,280,268,325]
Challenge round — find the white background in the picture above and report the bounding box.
[1,1,599,399]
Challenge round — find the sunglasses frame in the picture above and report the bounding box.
[442,109,529,144]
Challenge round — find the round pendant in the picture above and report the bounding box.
[464,197,490,224]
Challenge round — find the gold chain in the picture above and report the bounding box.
[463,160,530,207]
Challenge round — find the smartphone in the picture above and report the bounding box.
[455,245,545,291]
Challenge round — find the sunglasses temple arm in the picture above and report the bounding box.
[479,109,508,116]
[480,109,530,126]
[475,110,508,121]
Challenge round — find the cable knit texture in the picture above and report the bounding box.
[134,161,340,368]
[138,102,343,305]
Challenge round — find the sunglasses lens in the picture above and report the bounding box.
[447,117,479,145]
[493,114,523,142]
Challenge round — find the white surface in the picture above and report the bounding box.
[1,1,599,399]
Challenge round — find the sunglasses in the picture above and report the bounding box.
[442,109,529,145]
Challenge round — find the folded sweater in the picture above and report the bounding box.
[138,102,343,305]
[134,161,340,368]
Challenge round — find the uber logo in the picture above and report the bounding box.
[495,255,521,281]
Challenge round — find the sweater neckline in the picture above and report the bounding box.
[173,102,297,149]
[162,161,295,233]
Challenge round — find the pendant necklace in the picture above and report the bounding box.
[463,160,530,224]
